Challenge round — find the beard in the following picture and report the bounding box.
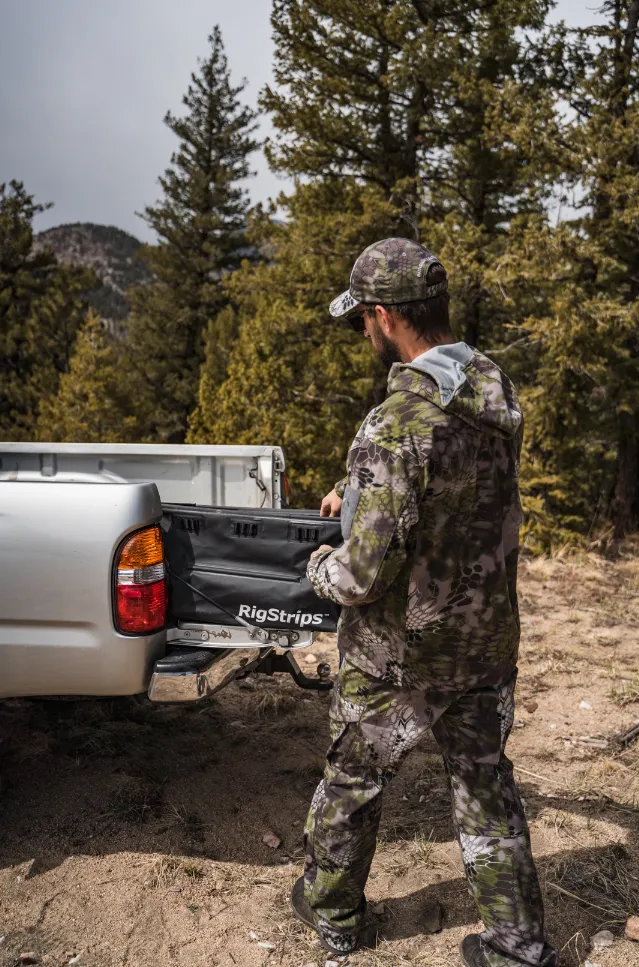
[375,329,402,371]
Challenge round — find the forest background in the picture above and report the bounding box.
[2,0,639,553]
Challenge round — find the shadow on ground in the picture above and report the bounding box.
[0,682,637,965]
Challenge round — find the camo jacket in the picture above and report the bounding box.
[306,343,524,691]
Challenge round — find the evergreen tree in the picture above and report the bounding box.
[37,310,136,442]
[192,0,558,505]
[574,0,639,537]
[123,25,258,443]
[491,218,628,550]
[497,1,639,545]
[188,304,239,440]
[188,181,399,503]
[0,181,93,440]
[262,0,556,348]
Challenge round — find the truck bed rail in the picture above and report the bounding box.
[0,443,285,508]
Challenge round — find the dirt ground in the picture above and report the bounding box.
[1,550,638,967]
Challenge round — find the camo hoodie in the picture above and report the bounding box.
[306,343,524,690]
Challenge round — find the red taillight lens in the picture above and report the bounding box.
[116,580,167,633]
[115,525,167,634]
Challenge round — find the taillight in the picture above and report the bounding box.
[116,582,167,633]
[115,525,167,634]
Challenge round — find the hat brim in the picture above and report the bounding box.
[329,290,359,319]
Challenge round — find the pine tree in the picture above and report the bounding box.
[0,181,93,440]
[187,304,239,440]
[122,25,258,443]
[575,0,639,538]
[37,310,136,442]
[495,1,639,546]
[192,0,558,505]
[490,218,628,550]
[262,0,556,349]
[188,181,399,503]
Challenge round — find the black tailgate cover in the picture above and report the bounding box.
[162,505,343,632]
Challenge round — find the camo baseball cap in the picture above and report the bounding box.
[329,237,447,319]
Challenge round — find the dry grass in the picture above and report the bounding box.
[162,801,209,841]
[106,775,162,823]
[181,861,205,879]
[412,829,436,866]
[611,676,639,707]
[250,690,298,718]
[147,856,182,889]
[575,755,639,807]
[146,857,205,889]
[543,842,639,924]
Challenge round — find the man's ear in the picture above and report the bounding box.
[375,304,394,335]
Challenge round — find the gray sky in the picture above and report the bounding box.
[0,0,600,242]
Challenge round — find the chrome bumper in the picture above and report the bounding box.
[148,646,261,703]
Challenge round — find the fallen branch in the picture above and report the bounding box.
[547,882,619,917]
[514,765,555,784]
[617,721,639,748]
[562,736,610,749]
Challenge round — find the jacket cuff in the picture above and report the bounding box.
[306,547,334,599]
[334,477,348,499]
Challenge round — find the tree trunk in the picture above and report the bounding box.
[612,411,639,538]
[462,286,482,347]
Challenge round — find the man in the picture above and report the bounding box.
[291,238,558,967]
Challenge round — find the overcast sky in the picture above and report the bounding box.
[0,0,601,242]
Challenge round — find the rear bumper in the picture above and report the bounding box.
[148,646,261,702]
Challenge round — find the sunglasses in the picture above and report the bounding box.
[346,309,368,333]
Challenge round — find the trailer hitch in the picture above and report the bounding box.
[254,651,333,691]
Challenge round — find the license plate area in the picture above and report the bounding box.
[166,623,315,649]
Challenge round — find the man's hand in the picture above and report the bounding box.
[320,489,342,517]
[310,544,333,560]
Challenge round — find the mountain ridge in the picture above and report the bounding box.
[33,222,153,323]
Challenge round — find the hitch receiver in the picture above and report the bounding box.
[255,651,333,691]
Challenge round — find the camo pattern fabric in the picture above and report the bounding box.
[351,237,448,303]
[329,237,447,318]
[303,661,550,965]
[307,348,524,692]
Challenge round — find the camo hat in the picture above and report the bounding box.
[329,237,448,319]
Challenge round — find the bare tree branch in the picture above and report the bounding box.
[291,389,358,405]
[482,337,541,355]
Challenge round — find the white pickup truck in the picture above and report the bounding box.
[0,443,343,703]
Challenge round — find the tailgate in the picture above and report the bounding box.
[0,480,166,698]
[162,505,343,633]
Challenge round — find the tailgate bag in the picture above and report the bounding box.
[162,505,343,632]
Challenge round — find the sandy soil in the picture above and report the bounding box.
[1,550,638,967]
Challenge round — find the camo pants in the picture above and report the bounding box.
[303,661,551,965]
